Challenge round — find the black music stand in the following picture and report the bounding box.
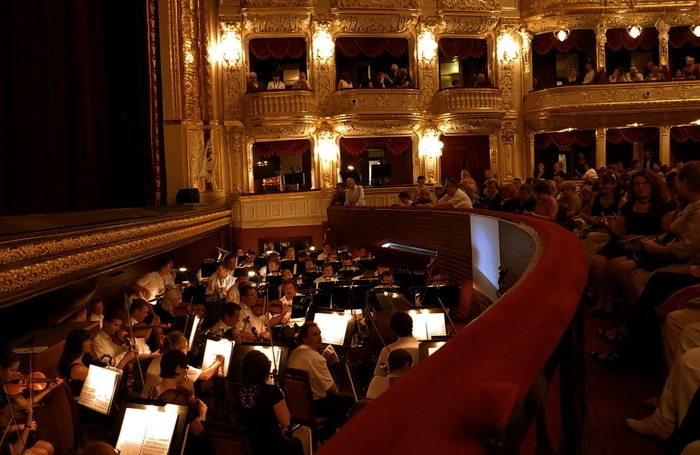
[337,269,361,278]
[354,259,376,271]
[330,262,342,273]
[367,290,413,311]
[291,295,311,319]
[300,271,321,282]
[201,260,217,278]
[416,285,460,308]
[113,399,190,455]
[280,260,297,274]
[315,259,325,268]
[265,275,283,286]
[316,281,335,292]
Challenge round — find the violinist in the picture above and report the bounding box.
[1,349,56,455]
[373,312,420,377]
[237,285,289,341]
[142,331,225,399]
[205,263,235,300]
[226,269,252,304]
[130,259,172,301]
[155,289,187,334]
[314,264,337,287]
[127,299,161,363]
[57,329,92,398]
[206,303,244,343]
[90,310,137,369]
[259,256,281,278]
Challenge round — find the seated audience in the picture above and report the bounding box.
[452,79,461,87]
[474,73,490,86]
[398,191,412,206]
[524,181,558,222]
[338,71,353,90]
[506,185,537,214]
[582,61,596,84]
[625,66,644,82]
[557,181,581,220]
[367,348,413,400]
[331,183,346,206]
[568,67,578,83]
[431,178,472,208]
[268,72,285,90]
[553,161,567,180]
[609,68,622,83]
[374,72,390,88]
[534,162,549,180]
[412,188,433,206]
[358,72,372,88]
[673,69,685,80]
[411,175,429,202]
[291,72,311,90]
[394,68,410,88]
[497,183,518,211]
[234,351,303,455]
[247,72,266,92]
[374,312,420,377]
[478,178,502,210]
[583,162,598,181]
[684,56,698,79]
[646,65,664,81]
[573,152,588,178]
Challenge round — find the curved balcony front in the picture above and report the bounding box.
[242,90,318,139]
[523,82,700,132]
[330,88,423,136]
[433,87,505,118]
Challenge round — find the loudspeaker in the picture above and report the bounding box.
[176,188,200,204]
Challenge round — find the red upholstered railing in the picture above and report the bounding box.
[319,206,587,455]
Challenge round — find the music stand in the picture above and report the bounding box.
[113,399,190,455]
[418,340,448,362]
[300,271,321,282]
[265,275,283,286]
[337,269,361,278]
[280,260,297,274]
[408,309,448,340]
[291,295,311,319]
[229,344,289,388]
[306,308,355,348]
[312,292,332,308]
[367,290,413,311]
[316,281,335,291]
[330,262,342,273]
[201,260,217,278]
[202,338,235,377]
[184,313,201,352]
[354,259,376,271]
[416,285,460,308]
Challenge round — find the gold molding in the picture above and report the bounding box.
[331,0,420,10]
[243,13,312,33]
[244,121,317,139]
[334,14,418,33]
[437,0,500,12]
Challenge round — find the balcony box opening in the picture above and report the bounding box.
[532,30,595,90]
[252,140,312,193]
[437,38,488,89]
[534,131,595,179]
[248,38,308,92]
[339,137,413,186]
[335,37,410,89]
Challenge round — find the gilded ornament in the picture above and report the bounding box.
[438,0,500,11]
[679,86,691,100]
[244,14,311,33]
[501,122,516,145]
[579,91,590,103]
[242,0,311,6]
[334,14,417,33]
[244,121,316,139]
[603,90,616,102]
[439,16,499,34]
[332,0,420,9]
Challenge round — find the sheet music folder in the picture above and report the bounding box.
[113,399,189,455]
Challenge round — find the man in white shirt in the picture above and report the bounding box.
[344,178,365,206]
[207,302,243,342]
[431,178,473,208]
[237,284,288,340]
[131,259,173,301]
[127,299,161,363]
[317,242,332,261]
[582,61,596,84]
[91,310,137,370]
[583,162,599,181]
[314,263,338,287]
[225,269,250,304]
[374,312,420,376]
[206,263,236,299]
[267,71,285,90]
[89,299,104,327]
[367,348,413,399]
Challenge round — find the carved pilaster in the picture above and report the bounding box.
[596,22,607,72]
[656,19,670,67]
[518,28,533,75]
[221,20,245,121]
[418,19,440,111]
[500,121,516,182]
[179,0,213,122]
[312,18,335,117]
[226,126,246,200]
[595,127,607,168]
[658,126,671,166]
[488,131,498,180]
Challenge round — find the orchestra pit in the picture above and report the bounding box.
[2,0,700,454]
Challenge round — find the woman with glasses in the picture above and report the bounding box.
[589,170,670,317]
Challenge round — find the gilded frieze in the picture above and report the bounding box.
[243,14,311,33]
[437,0,500,11]
[331,0,420,9]
[334,14,418,33]
[244,121,317,139]
[438,116,502,135]
[438,16,499,34]
[330,89,421,116]
[334,117,422,136]
[242,0,312,7]
[243,91,317,117]
[0,215,232,295]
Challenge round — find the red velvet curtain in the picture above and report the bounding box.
[339,137,412,155]
[249,37,306,60]
[336,37,407,58]
[534,131,595,150]
[438,38,487,59]
[533,30,595,55]
[440,136,490,182]
[254,140,310,158]
[606,128,659,144]
[605,28,658,51]
[671,126,700,143]
[669,27,700,49]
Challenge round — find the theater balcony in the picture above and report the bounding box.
[241,90,318,135]
[433,87,505,119]
[330,88,423,134]
[523,82,700,131]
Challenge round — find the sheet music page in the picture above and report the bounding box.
[116,407,178,455]
[428,342,446,357]
[187,315,200,351]
[313,313,347,346]
[203,338,233,377]
[253,346,282,384]
[78,365,121,415]
[426,313,447,338]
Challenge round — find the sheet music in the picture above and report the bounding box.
[78,365,122,415]
[411,312,447,340]
[187,315,200,351]
[203,338,234,377]
[253,346,282,384]
[427,342,446,357]
[116,407,178,455]
[313,312,349,346]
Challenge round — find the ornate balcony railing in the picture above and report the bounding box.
[330,88,422,117]
[242,90,317,120]
[433,87,504,116]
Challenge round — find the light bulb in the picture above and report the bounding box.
[628,25,641,39]
[692,25,700,38]
[556,29,568,42]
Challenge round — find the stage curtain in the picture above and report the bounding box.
[340,137,412,155]
[249,37,306,59]
[384,137,412,155]
[439,38,487,59]
[671,126,700,143]
[669,27,700,49]
[534,131,595,150]
[336,37,407,58]
[606,128,659,144]
[606,28,658,51]
[340,137,366,155]
[254,140,309,158]
[441,136,490,182]
[533,30,595,55]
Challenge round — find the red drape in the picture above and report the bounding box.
[340,137,412,155]
[669,27,700,49]
[605,28,658,51]
[606,128,659,144]
[254,140,310,158]
[249,37,306,60]
[440,135,490,182]
[532,30,595,55]
[336,37,407,58]
[438,38,487,59]
[671,126,700,143]
[534,131,595,150]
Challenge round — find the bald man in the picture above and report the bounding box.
[344,178,365,206]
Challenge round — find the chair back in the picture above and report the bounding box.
[284,367,317,427]
[202,421,252,455]
[34,384,76,455]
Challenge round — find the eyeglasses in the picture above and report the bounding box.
[634,181,651,187]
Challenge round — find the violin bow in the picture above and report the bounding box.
[122,296,145,382]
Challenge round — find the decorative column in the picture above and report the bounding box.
[595,127,607,168]
[595,23,607,72]
[656,20,670,68]
[419,127,443,184]
[417,19,440,111]
[526,129,536,178]
[659,126,671,166]
[315,126,339,189]
[496,24,521,181]
[312,18,335,117]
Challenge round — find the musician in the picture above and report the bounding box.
[284,245,295,262]
[163,260,176,287]
[327,252,339,263]
[0,350,56,455]
[237,285,289,341]
[155,288,188,334]
[374,312,420,377]
[142,331,225,399]
[89,299,104,326]
[235,247,246,266]
[340,256,358,272]
[206,303,243,342]
[259,256,281,278]
[205,263,235,300]
[57,329,92,398]
[226,269,252,304]
[287,322,355,426]
[373,270,397,289]
[428,269,450,285]
[128,299,161,362]
[304,259,318,272]
[130,259,173,301]
[90,310,137,369]
[264,242,277,255]
[366,348,413,400]
[317,242,332,261]
[314,264,337,287]
[241,251,257,268]
[357,245,372,260]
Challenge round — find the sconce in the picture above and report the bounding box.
[692,25,700,37]
[316,131,338,162]
[497,31,519,62]
[314,25,334,64]
[627,24,642,39]
[419,129,444,158]
[219,24,242,68]
[418,28,437,61]
[554,27,570,42]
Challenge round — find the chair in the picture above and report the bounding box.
[284,367,335,451]
[34,384,76,455]
[202,421,252,455]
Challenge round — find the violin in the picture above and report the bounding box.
[249,298,288,317]
[5,373,60,396]
[0,403,44,428]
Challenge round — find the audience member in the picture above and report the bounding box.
[267,72,285,90]
[684,56,698,79]
[395,68,410,88]
[398,191,412,206]
[291,72,311,90]
[625,66,644,82]
[412,188,433,206]
[474,73,490,86]
[344,178,365,206]
[506,185,537,214]
[338,71,353,90]
[568,67,578,83]
[411,175,429,202]
[582,61,596,84]
[431,178,472,208]
[247,72,266,92]
[524,181,558,222]
[646,65,664,81]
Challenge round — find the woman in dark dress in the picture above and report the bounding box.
[56,329,92,398]
[234,351,303,455]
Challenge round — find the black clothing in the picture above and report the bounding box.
[247,82,266,93]
[506,197,537,214]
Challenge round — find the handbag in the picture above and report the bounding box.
[632,231,679,271]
